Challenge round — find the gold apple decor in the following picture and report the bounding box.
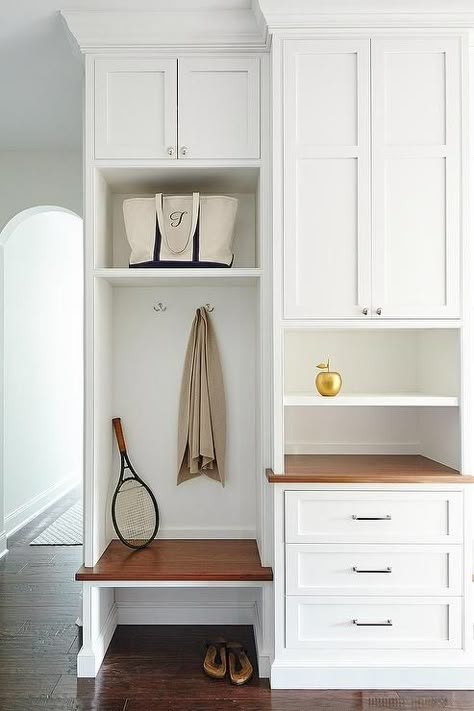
[315,357,342,397]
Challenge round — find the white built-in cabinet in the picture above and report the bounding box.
[283,37,461,319]
[94,56,260,160]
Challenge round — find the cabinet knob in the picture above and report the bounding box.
[376,307,382,316]
[180,146,188,157]
[167,146,175,157]
[362,307,368,316]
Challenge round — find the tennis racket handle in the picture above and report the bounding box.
[112,418,127,453]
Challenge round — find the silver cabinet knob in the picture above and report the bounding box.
[180,146,188,157]
[376,307,382,315]
[167,146,175,157]
[362,307,368,315]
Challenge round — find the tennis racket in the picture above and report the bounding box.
[111,418,159,550]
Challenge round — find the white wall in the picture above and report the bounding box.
[0,151,82,230]
[2,209,83,535]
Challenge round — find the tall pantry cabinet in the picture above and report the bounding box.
[269,16,474,690]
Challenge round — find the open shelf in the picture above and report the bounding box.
[94,165,261,269]
[283,328,461,466]
[94,267,262,286]
[285,328,460,400]
[284,393,459,407]
[266,455,472,483]
[76,540,273,582]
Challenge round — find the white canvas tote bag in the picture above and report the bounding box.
[123,192,238,267]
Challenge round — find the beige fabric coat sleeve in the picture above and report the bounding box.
[177,307,226,486]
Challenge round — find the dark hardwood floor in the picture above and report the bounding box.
[1,490,474,710]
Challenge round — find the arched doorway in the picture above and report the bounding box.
[0,206,83,555]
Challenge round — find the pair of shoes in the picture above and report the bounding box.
[203,639,253,686]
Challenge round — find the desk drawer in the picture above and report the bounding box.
[285,491,463,544]
[286,596,461,650]
[285,544,462,596]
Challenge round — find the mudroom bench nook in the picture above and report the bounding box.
[63,0,474,691]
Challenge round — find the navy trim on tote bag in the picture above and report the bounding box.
[129,207,233,269]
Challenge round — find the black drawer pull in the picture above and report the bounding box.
[352,619,393,627]
[353,566,392,574]
[352,515,392,521]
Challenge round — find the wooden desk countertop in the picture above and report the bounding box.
[266,455,474,484]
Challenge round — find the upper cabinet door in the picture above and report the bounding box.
[178,56,260,160]
[372,38,461,318]
[94,58,178,159]
[283,40,371,319]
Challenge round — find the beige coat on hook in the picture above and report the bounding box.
[177,307,226,486]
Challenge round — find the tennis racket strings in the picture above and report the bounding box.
[114,479,157,546]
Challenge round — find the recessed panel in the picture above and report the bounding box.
[105,71,166,150]
[286,598,459,649]
[296,52,358,146]
[183,71,248,152]
[285,491,462,543]
[385,52,446,145]
[384,158,446,307]
[286,545,458,596]
[292,158,358,311]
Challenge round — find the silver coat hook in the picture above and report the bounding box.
[153,302,167,312]
[204,303,214,312]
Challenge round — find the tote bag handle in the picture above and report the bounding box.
[155,192,199,255]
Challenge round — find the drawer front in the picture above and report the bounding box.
[285,491,463,543]
[286,596,461,650]
[286,544,462,596]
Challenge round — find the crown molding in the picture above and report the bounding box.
[264,13,474,31]
[60,9,269,52]
[256,0,474,30]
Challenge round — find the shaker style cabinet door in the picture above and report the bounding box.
[283,39,371,319]
[178,56,260,160]
[371,38,461,318]
[94,58,178,159]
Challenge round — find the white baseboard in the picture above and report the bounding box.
[77,603,117,678]
[253,601,271,678]
[285,442,420,455]
[117,600,256,625]
[5,475,80,538]
[108,527,257,540]
[270,664,474,690]
[0,531,7,559]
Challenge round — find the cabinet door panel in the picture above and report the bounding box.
[95,58,177,159]
[383,157,447,308]
[372,38,461,318]
[297,52,358,146]
[178,56,260,159]
[293,158,359,315]
[283,40,371,319]
[385,51,447,146]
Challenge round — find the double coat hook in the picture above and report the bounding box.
[153,302,214,313]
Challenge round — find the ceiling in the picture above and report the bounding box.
[0,0,251,151]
